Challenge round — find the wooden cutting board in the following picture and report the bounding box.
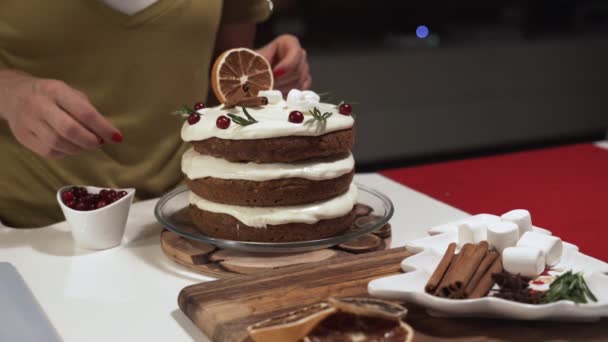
[178,247,608,342]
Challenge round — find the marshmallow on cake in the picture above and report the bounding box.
[180,89,358,242]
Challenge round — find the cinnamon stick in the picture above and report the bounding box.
[468,256,503,299]
[463,250,499,298]
[436,242,489,298]
[434,243,473,297]
[425,243,457,293]
[224,96,268,108]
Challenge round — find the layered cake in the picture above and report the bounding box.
[179,49,357,242]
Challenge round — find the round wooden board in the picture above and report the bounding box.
[160,221,392,278]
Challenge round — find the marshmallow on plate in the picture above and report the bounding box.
[502,247,545,277]
[501,209,533,237]
[487,221,519,254]
[517,231,563,267]
[457,221,487,246]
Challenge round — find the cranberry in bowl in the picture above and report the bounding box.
[57,185,135,250]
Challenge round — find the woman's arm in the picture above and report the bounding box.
[214,23,257,55]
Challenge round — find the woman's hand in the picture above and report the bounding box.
[256,34,312,94]
[0,70,122,159]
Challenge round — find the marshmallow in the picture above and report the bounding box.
[257,90,283,105]
[457,222,474,246]
[503,246,545,277]
[501,209,533,237]
[470,214,501,225]
[457,221,487,246]
[286,89,320,111]
[487,221,519,254]
[517,231,563,267]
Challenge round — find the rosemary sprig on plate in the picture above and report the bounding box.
[227,106,258,126]
[541,271,597,304]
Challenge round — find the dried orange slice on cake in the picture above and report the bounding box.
[211,48,274,104]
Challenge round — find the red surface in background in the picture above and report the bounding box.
[381,143,608,262]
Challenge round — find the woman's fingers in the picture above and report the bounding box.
[257,34,311,92]
[275,57,311,92]
[40,79,121,144]
[30,118,83,155]
[23,129,66,159]
[43,102,102,150]
[1,71,114,159]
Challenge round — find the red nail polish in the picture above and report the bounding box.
[111,133,123,143]
[273,68,286,79]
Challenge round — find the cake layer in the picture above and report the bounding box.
[181,101,354,141]
[189,183,358,227]
[182,148,354,181]
[186,170,354,207]
[191,128,354,163]
[189,205,357,242]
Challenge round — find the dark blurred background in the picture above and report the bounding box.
[256,0,608,171]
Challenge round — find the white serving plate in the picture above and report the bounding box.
[368,214,608,322]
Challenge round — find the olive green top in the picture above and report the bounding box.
[0,0,270,227]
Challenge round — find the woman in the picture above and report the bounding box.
[0,0,311,227]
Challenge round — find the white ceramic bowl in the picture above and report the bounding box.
[57,186,135,250]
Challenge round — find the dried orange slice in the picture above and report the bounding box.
[211,48,274,104]
[247,298,414,342]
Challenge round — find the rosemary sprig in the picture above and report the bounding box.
[172,105,195,117]
[306,107,333,124]
[541,271,597,304]
[242,107,257,123]
[226,106,258,126]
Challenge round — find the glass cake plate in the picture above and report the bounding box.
[154,183,394,253]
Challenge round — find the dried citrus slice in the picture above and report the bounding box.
[247,298,414,342]
[247,302,336,342]
[211,48,274,104]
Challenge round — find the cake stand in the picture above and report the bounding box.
[154,183,394,254]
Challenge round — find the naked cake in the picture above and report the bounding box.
[179,48,357,242]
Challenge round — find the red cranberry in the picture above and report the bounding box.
[117,191,127,198]
[187,113,201,125]
[193,102,205,110]
[216,115,230,129]
[99,189,109,199]
[87,194,100,205]
[72,187,87,198]
[338,103,352,115]
[288,111,304,123]
[61,191,74,202]
[75,202,86,211]
[96,200,108,209]
[65,200,76,208]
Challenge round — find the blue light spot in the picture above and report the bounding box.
[416,25,429,39]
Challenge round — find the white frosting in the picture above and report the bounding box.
[189,183,358,227]
[181,99,354,141]
[182,148,354,181]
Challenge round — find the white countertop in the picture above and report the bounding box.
[0,173,468,342]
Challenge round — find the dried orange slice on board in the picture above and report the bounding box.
[211,48,274,104]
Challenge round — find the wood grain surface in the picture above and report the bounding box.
[160,229,391,277]
[178,247,608,342]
